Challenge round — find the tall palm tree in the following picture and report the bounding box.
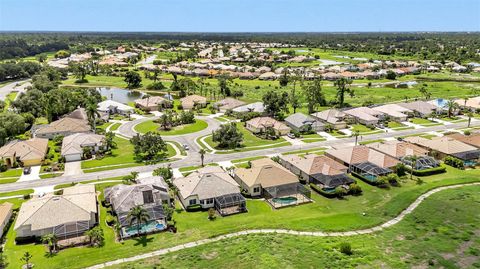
[199,149,206,167]
[128,206,150,237]
[130,171,139,183]
[446,99,459,118]
[41,233,58,254]
[351,130,360,145]
[334,78,354,107]
[85,227,104,247]
[405,155,418,179]
[466,112,474,128]
[86,102,100,133]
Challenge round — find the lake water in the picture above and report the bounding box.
[96,87,144,104]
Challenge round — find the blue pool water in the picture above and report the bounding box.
[123,221,166,237]
[431,98,447,108]
[272,196,298,205]
[363,174,377,181]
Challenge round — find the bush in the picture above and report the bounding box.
[444,156,465,169]
[348,183,362,195]
[0,163,6,173]
[23,194,30,200]
[464,130,471,136]
[105,214,116,226]
[309,183,340,198]
[406,164,446,176]
[186,204,203,212]
[208,208,216,220]
[395,163,407,177]
[339,242,353,255]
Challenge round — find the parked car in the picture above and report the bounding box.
[23,167,31,175]
[287,133,296,139]
[183,144,190,150]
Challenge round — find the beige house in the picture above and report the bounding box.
[245,117,291,136]
[61,133,105,162]
[135,96,172,111]
[310,109,347,129]
[180,95,207,110]
[447,133,480,148]
[372,104,412,122]
[344,107,384,125]
[404,136,480,162]
[0,202,13,238]
[174,166,246,215]
[214,98,246,112]
[34,108,91,139]
[367,140,429,159]
[0,138,49,167]
[14,184,98,239]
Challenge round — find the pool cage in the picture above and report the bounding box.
[451,150,480,162]
[214,193,247,216]
[350,162,392,181]
[263,183,311,209]
[401,155,439,170]
[117,204,166,228]
[310,173,354,189]
[52,220,92,240]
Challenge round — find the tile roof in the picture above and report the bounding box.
[404,136,479,155]
[310,109,346,124]
[326,145,399,168]
[367,140,429,158]
[61,133,105,156]
[246,117,290,132]
[446,133,480,148]
[235,158,299,188]
[0,138,48,162]
[280,154,347,176]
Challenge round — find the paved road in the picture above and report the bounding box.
[0,119,477,193]
[0,79,31,100]
[86,182,480,269]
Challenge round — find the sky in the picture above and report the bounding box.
[0,0,479,32]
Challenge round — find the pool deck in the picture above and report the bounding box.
[267,193,312,209]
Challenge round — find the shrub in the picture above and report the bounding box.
[0,163,6,173]
[444,156,465,169]
[339,242,353,255]
[208,208,216,220]
[105,214,116,226]
[334,186,348,198]
[464,130,471,136]
[395,163,407,177]
[348,183,362,195]
[406,164,446,176]
[186,204,202,212]
[23,194,30,200]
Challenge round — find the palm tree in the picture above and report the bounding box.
[128,206,150,237]
[446,99,459,118]
[85,227,104,247]
[334,78,354,107]
[351,130,360,145]
[405,155,418,180]
[130,171,139,183]
[21,252,33,269]
[199,149,206,167]
[466,112,474,128]
[104,131,117,151]
[86,102,100,133]
[41,233,58,254]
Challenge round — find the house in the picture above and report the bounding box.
[97,100,134,115]
[284,113,325,133]
[174,166,246,216]
[326,145,399,180]
[104,176,170,238]
[14,184,98,239]
[372,104,412,122]
[367,140,439,170]
[61,133,105,162]
[234,158,310,208]
[344,107,384,125]
[180,95,207,110]
[446,133,480,148]
[398,101,439,117]
[34,108,91,139]
[232,102,265,113]
[0,202,13,238]
[310,109,347,129]
[135,96,172,111]
[455,96,480,111]
[0,138,48,167]
[404,136,480,165]
[246,117,291,136]
[279,154,353,190]
[214,98,246,112]
[258,72,278,80]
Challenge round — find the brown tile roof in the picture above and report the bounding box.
[246,117,290,132]
[446,133,480,148]
[0,138,48,162]
[281,154,347,176]
[367,140,429,158]
[235,158,298,188]
[326,145,399,168]
[0,202,13,224]
[35,117,91,135]
[404,136,479,154]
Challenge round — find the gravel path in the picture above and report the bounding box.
[86,182,480,269]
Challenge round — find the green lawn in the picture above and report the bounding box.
[231,156,266,164]
[3,91,17,111]
[134,119,208,136]
[0,169,22,179]
[81,137,137,169]
[359,139,384,145]
[283,147,327,155]
[110,185,480,269]
[351,124,383,134]
[109,123,121,131]
[387,121,405,128]
[409,118,442,126]
[3,167,480,268]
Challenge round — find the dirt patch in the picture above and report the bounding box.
[202,251,218,260]
[396,235,405,241]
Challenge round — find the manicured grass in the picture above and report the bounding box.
[419,134,439,140]
[81,137,137,169]
[134,119,208,136]
[351,124,383,134]
[300,133,326,143]
[231,156,266,164]
[109,123,121,131]
[328,129,348,137]
[409,118,442,126]
[359,139,384,145]
[39,172,63,179]
[387,121,405,128]
[110,185,480,269]
[283,147,327,155]
[178,163,219,172]
[0,169,22,179]
[166,141,187,156]
[3,91,17,111]
[3,167,480,269]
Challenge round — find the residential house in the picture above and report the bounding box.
[455,96,480,111]
[214,98,246,112]
[174,166,246,216]
[34,108,91,139]
[61,133,105,162]
[246,117,291,136]
[180,95,207,110]
[344,107,384,125]
[14,184,98,239]
[326,145,399,179]
[135,96,172,111]
[104,176,170,238]
[97,100,134,115]
[0,138,48,167]
[232,102,265,113]
[0,202,13,238]
[398,101,439,118]
[279,154,353,190]
[447,133,480,148]
[404,136,480,165]
[234,158,310,208]
[284,113,325,133]
[310,109,348,129]
[372,104,412,122]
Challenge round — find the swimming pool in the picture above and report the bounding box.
[363,174,378,182]
[272,196,298,205]
[122,220,166,237]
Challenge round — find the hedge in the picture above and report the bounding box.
[186,204,203,212]
[309,183,337,198]
[406,164,447,176]
[351,172,378,185]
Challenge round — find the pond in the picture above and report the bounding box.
[96,87,144,104]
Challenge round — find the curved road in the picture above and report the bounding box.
[86,182,480,269]
[0,79,31,100]
[0,120,478,193]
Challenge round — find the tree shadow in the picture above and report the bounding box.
[44,251,58,258]
[133,235,153,247]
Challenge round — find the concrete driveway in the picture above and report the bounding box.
[63,161,83,176]
[18,165,41,182]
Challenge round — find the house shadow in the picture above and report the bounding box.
[133,235,153,247]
